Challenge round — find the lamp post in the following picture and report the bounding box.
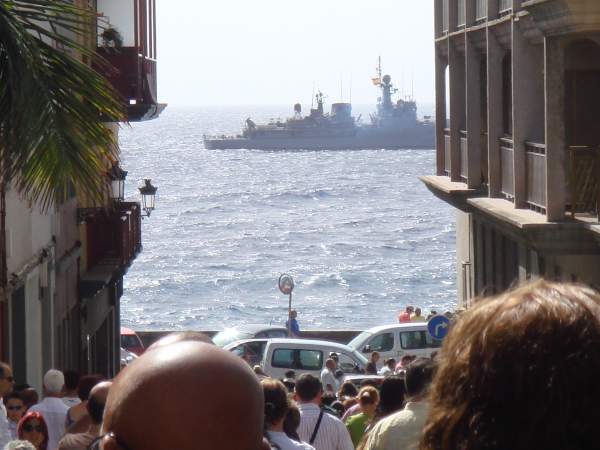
[108,163,128,202]
[138,179,158,217]
[278,273,295,337]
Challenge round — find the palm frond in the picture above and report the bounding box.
[0,0,126,210]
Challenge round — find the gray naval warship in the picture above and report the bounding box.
[203,65,435,151]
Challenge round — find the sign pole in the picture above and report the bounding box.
[278,273,295,337]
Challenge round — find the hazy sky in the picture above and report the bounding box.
[156,1,434,106]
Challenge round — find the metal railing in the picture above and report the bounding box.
[500,137,514,200]
[458,0,466,27]
[443,0,449,32]
[525,142,547,213]
[476,0,487,21]
[81,202,142,270]
[499,0,512,14]
[570,146,600,218]
[460,131,468,181]
[444,129,451,175]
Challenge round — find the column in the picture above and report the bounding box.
[435,43,448,176]
[449,36,466,182]
[487,29,503,197]
[466,33,482,189]
[545,35,567,222]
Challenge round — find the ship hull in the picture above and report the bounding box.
[204,125,435,150]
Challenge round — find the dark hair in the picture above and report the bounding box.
[20,388,38,409]
[422,281,600,450]
[262,379,289,425]
[283,402,301,442]
[377,375,405,417]
[338,381,358,398]
[295,374,322,401]
[284,370,295,379]
[77,375,103,401]
[63,370,80,391]
[0,362,10,380]
[330,400,345,416]
[4,392,23,404]
[404,358,434,397]
[321,392,336,407]
[282,379,295,393]
[87,394,105,424]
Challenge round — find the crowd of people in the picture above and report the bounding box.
[0,280,598,450]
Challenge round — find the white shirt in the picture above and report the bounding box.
[61,397,81,409]
[297,403,354,450]
[29,397,69,450]
[363,401,429,450]
[320,368,338,393]
[0,401,12,450]
[378,366,393,377]
[267,431,315,450]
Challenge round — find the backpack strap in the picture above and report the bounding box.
[309,409,325,445]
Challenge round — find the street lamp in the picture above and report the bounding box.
[138,179,158,217]
[278,273,295,337]
[108,163,128,201]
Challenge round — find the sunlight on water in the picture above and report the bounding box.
[118,106,456,331]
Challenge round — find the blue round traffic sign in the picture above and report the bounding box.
[428,315,451,340]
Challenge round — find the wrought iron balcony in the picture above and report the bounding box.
[525,142,547,213]
[79,202,142,271]
[500,137,514,201]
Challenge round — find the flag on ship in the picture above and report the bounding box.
[371,77,381,86]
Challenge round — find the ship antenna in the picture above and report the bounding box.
[377,56,382,80]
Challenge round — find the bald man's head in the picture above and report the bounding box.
[101,341,266,450]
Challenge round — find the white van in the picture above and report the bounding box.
[347,323,442,367]
[261,338,368,380]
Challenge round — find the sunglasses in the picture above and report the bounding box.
[22,424,44,433]
[6,406,22,411]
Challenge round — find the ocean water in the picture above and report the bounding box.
[118,106,457,331]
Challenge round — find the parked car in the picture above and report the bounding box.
[260,338,368,380]
[120,347,138,369]
[342,374,386,388]
[224,338,269,367]
[347,323,442,367]
[120,327,145,356]
[212,324,288,347]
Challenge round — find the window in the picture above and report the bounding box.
[368,333,395,352]
[272,349,323,370]
[425,334,443,348]
[298,350,322,370]
[267,330,288,338]
[338,353,359,373]
[400,331,427,350]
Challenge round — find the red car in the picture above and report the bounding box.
[121,327,145,356]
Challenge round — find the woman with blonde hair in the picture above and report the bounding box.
[421,280,600,450]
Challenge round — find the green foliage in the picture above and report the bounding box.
[0,0,126,210]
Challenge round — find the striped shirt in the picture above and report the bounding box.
[297,403,354,450]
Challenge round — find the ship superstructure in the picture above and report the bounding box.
[203,60,434,150]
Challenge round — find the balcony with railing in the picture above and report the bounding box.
[442,0,449,33]
[80,202,142,272]
[94,0,166,121]
[499,0,512,15]
[500,137,514,200]
[570,146,600,219]
[457,0,466,28]
[444,129,451,175]
[476,0,487,21]
[525,142,547,213]
[460,130,468,181]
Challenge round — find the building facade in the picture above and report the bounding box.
[423,0,600,308]
[2,0,163,389]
